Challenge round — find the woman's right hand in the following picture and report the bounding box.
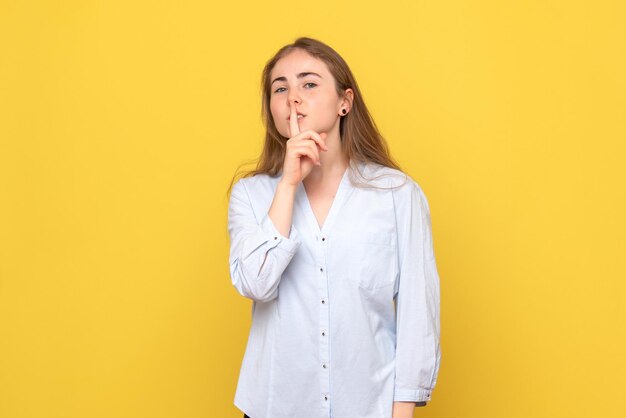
[280,104,329,186]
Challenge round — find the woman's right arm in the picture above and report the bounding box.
[268,179,299,238]
[228,103,328,302]
[227,178,302,303]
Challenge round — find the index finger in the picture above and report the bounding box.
[289,102,300,137]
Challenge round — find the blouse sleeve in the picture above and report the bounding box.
[227,178,302,302]
[391,180,442,404]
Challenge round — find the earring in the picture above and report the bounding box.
[341,108,347,115]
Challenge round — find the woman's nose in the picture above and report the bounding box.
[288,93,301,104]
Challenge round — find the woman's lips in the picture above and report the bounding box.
[287,115,306,121]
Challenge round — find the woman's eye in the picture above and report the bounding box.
[273,83,317,94]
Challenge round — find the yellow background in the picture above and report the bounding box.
[1,1,624,417]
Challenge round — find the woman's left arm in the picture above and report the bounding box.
[391,181,442,407]
[392,401,416,418]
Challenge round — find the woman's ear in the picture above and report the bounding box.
[341,88,354,114]
[345,88,354,109]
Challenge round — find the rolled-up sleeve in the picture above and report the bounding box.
[228,178,302,302]
[392,181,441,404]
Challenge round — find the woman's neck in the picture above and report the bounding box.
[303,130,347,184]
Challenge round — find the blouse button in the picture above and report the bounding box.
[321,237,325,241]
[319,267,323,272]
[321,299,325,304]
[274,236,278,240]
[322,363,327,369]
[324,395,328,401]
[321,330,326,336]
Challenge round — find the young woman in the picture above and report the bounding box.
[227,37,441,418]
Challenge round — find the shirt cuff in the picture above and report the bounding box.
[259,213,301,254]
[393,387,432,403]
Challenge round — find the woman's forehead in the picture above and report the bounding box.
[271,51,329,79]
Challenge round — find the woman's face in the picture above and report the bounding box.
[269,49,344,138]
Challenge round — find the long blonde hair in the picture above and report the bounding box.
[227,37,406,196]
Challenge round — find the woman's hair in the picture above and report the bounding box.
[227,37,405,196]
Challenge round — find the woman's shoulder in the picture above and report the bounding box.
[357,162,433,216]
[355,161,422,192]
[233,171,279,188]
[231,172,280,201]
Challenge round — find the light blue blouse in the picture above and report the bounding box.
[227,160,441,418]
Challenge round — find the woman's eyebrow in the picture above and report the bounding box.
[271,72,322,86]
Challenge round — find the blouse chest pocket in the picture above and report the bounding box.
[337,231,398,291]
